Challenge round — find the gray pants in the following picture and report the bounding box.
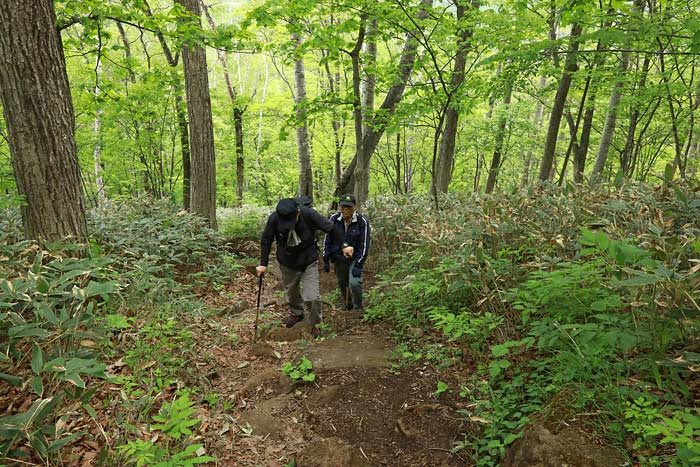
[334,259,363,310]
[279,261,322,325]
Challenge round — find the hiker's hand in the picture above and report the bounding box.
[342,246,354,258]
[256,265,267,277]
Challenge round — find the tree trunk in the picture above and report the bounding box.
[521,76,547,188]
[335,0,433,200]
[591,50,631,182]
[538,23,582,182]
[255,54,270,201]
[175,93,191,210]
[234,106,244,203]
[177,0,216,229]
[0,1,87,242]
[292,31,313,197]
[202,1,245,205]
[93,54,106,206]
[349,19,367,206]
[362,18,377,139]
[485,81,513,193]
[434,0,473,194]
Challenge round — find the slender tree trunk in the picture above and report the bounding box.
[175,93,191,210]
[335,0,433,201]
[395,132,402,194]
[202,1,245,205]
[656,40,686,178]
[0,1,87,242]
[591,50,631,182]
[485,82,512,193]
[292,31,313,197]
[256,54,269,199]
[621,54,650,177]
[234,106,244,203]
[349,19,368,206]
[571,26,613,183]
[538,23,582,182]
[92,54,106,206]
[435,0,473,194]
[521,76,547,188]
[177,0,216,229]
[362,18,377,139]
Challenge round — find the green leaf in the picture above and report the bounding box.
[0,372,22,387]
[616,274,663,286]
[31,251,43,274]
[491,343,511,358]
[36,276,50,294]
[63,373,86,388]
[31,343,44,374]
[31,376,43,396]
[84,280,120,299]
[48,431,85,453]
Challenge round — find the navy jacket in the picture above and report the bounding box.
[323,212,371,268]
[260,206,340,271]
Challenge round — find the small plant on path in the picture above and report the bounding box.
[281,356,315,383]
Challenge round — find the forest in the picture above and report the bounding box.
[0,0,699,466]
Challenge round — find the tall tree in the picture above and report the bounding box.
[485,79,513,193]
[292,31,313,197]
[176,0,217,229]
[0,1,87,242]
[434,0,474,194]
[538,22,582,182]
[202,1,247,206]
[591,49,631,182]
[336,0,434,205]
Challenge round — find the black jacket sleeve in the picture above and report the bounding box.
[303,207,342,243]
[353,215,370,268]
[260,214,276,267]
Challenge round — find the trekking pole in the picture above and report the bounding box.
[254,273,264,342]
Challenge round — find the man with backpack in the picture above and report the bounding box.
[323,193,371,312]
[256,198,350,329]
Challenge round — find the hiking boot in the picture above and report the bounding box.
[284,313,304,328]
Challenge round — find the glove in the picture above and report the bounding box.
[351,265,362,278]
[323,257,330,273]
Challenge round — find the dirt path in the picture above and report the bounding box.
[190,263,474,467]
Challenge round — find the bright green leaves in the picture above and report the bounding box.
[151,395,201,440]
[281,356,316,382]
[118,395,215,465]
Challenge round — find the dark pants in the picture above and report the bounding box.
[334,259,363,310]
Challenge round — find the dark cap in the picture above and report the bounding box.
[296,195,313,208]
[276,198,299,230]
[339,193,356,207]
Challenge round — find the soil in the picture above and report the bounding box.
[186,262,477,467]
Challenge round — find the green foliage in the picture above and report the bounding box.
[369,185,700,465]
[281,356,315,383]
[219,206,269,240]
[117,395,215,466]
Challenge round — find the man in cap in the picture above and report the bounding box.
[257,198,351,330]
[323,193,371,312]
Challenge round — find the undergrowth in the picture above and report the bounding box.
[0,197,246,465]
[365,180,700,466]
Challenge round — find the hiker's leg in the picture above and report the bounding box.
[349,260,363,310]
[334,260,351,309]
[279,264,304,317]
[300,262,322,325]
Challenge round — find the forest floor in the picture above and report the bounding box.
[184,259,477,467]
